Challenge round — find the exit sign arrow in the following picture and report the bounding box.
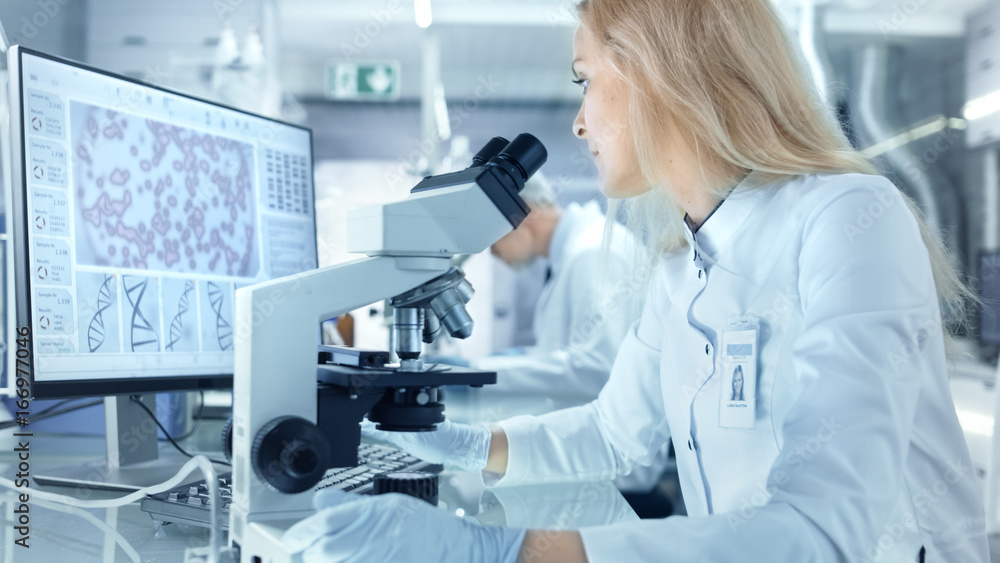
[327,61,401,101]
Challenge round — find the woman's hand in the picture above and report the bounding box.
[362,419,492,472]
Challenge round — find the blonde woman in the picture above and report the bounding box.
[730,365,745,402]
[284,1,988,561]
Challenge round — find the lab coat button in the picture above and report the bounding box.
[687,439,694,451]
[705,344,710,355]
[698,270,703,279]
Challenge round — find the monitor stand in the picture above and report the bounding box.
[34,394,209,492]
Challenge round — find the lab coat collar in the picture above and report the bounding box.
[683,172,775,259]
[547,201,603,275]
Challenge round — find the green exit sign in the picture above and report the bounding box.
[326,61,401,101]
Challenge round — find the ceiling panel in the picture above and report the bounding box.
[83,0,999,104]
[775,0,997,35]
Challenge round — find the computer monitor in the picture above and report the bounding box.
[7,46,318,487]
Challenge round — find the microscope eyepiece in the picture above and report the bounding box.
[471,136,509,167]
[493,133,547,187]
[477,133,548,197]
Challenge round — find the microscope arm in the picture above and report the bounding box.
[231,255,450,518]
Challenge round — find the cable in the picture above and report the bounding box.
[0,394,205,435]
[161,390,205,442]
[0,455,225,563]
[0,398,75,427]
[0,398,103,430]
[30,497,142,562]
[129,395,230,466]
[0,399,71,429]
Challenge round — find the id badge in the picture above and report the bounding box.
[719,315,759,429]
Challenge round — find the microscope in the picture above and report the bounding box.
[228,134,547,562]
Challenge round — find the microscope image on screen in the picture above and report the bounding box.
[69,100,260,278]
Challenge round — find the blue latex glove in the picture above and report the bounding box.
[423,354,472,368]
[362,419,491,472]
[283,489,526,563]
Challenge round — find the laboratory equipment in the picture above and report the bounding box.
[229,133,547,562]
[980,252,1000,343]
[965,1,1000,150]
[141,442,436,528]
[6,46,318,487]
[372,471,439,505]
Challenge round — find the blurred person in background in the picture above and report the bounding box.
[428,172,673,517]
[430,172,644,401]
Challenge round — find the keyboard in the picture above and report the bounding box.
[140,443,439,529]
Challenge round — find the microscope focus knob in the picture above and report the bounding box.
[251,416,332,494]
[221,416,234,462]
[373,472,439,506]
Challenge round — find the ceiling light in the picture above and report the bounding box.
[415,0,432,28]
[964,90,1000,121]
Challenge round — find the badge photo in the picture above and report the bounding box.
[719,316,759,429]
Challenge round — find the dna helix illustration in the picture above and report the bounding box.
[207,281,233,351]
[166,280,195,352]
[123,275,159,352]
[86,275,115,352]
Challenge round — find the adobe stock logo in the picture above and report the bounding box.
[842,187,898,244]
[879,0,933,37]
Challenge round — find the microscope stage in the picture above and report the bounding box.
[316,363,497,390]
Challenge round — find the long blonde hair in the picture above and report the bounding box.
[578,0,973,337]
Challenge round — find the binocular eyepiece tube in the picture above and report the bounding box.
[470,133,548,193]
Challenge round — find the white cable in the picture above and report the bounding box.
[0,454,222,562]
[29,497,142,562]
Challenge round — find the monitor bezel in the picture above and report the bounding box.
[9,46,319,399]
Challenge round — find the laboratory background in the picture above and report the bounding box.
[0,0,998,561]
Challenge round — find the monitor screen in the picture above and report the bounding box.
[9,47,318,398]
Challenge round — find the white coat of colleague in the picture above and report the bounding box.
[283,0,988,561]
[430,171,643,400]
[426,174,671,508]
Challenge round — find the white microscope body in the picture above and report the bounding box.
[229,135,546,562]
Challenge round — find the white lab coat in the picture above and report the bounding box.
[490,173,988,562]
[475,201,639,400]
